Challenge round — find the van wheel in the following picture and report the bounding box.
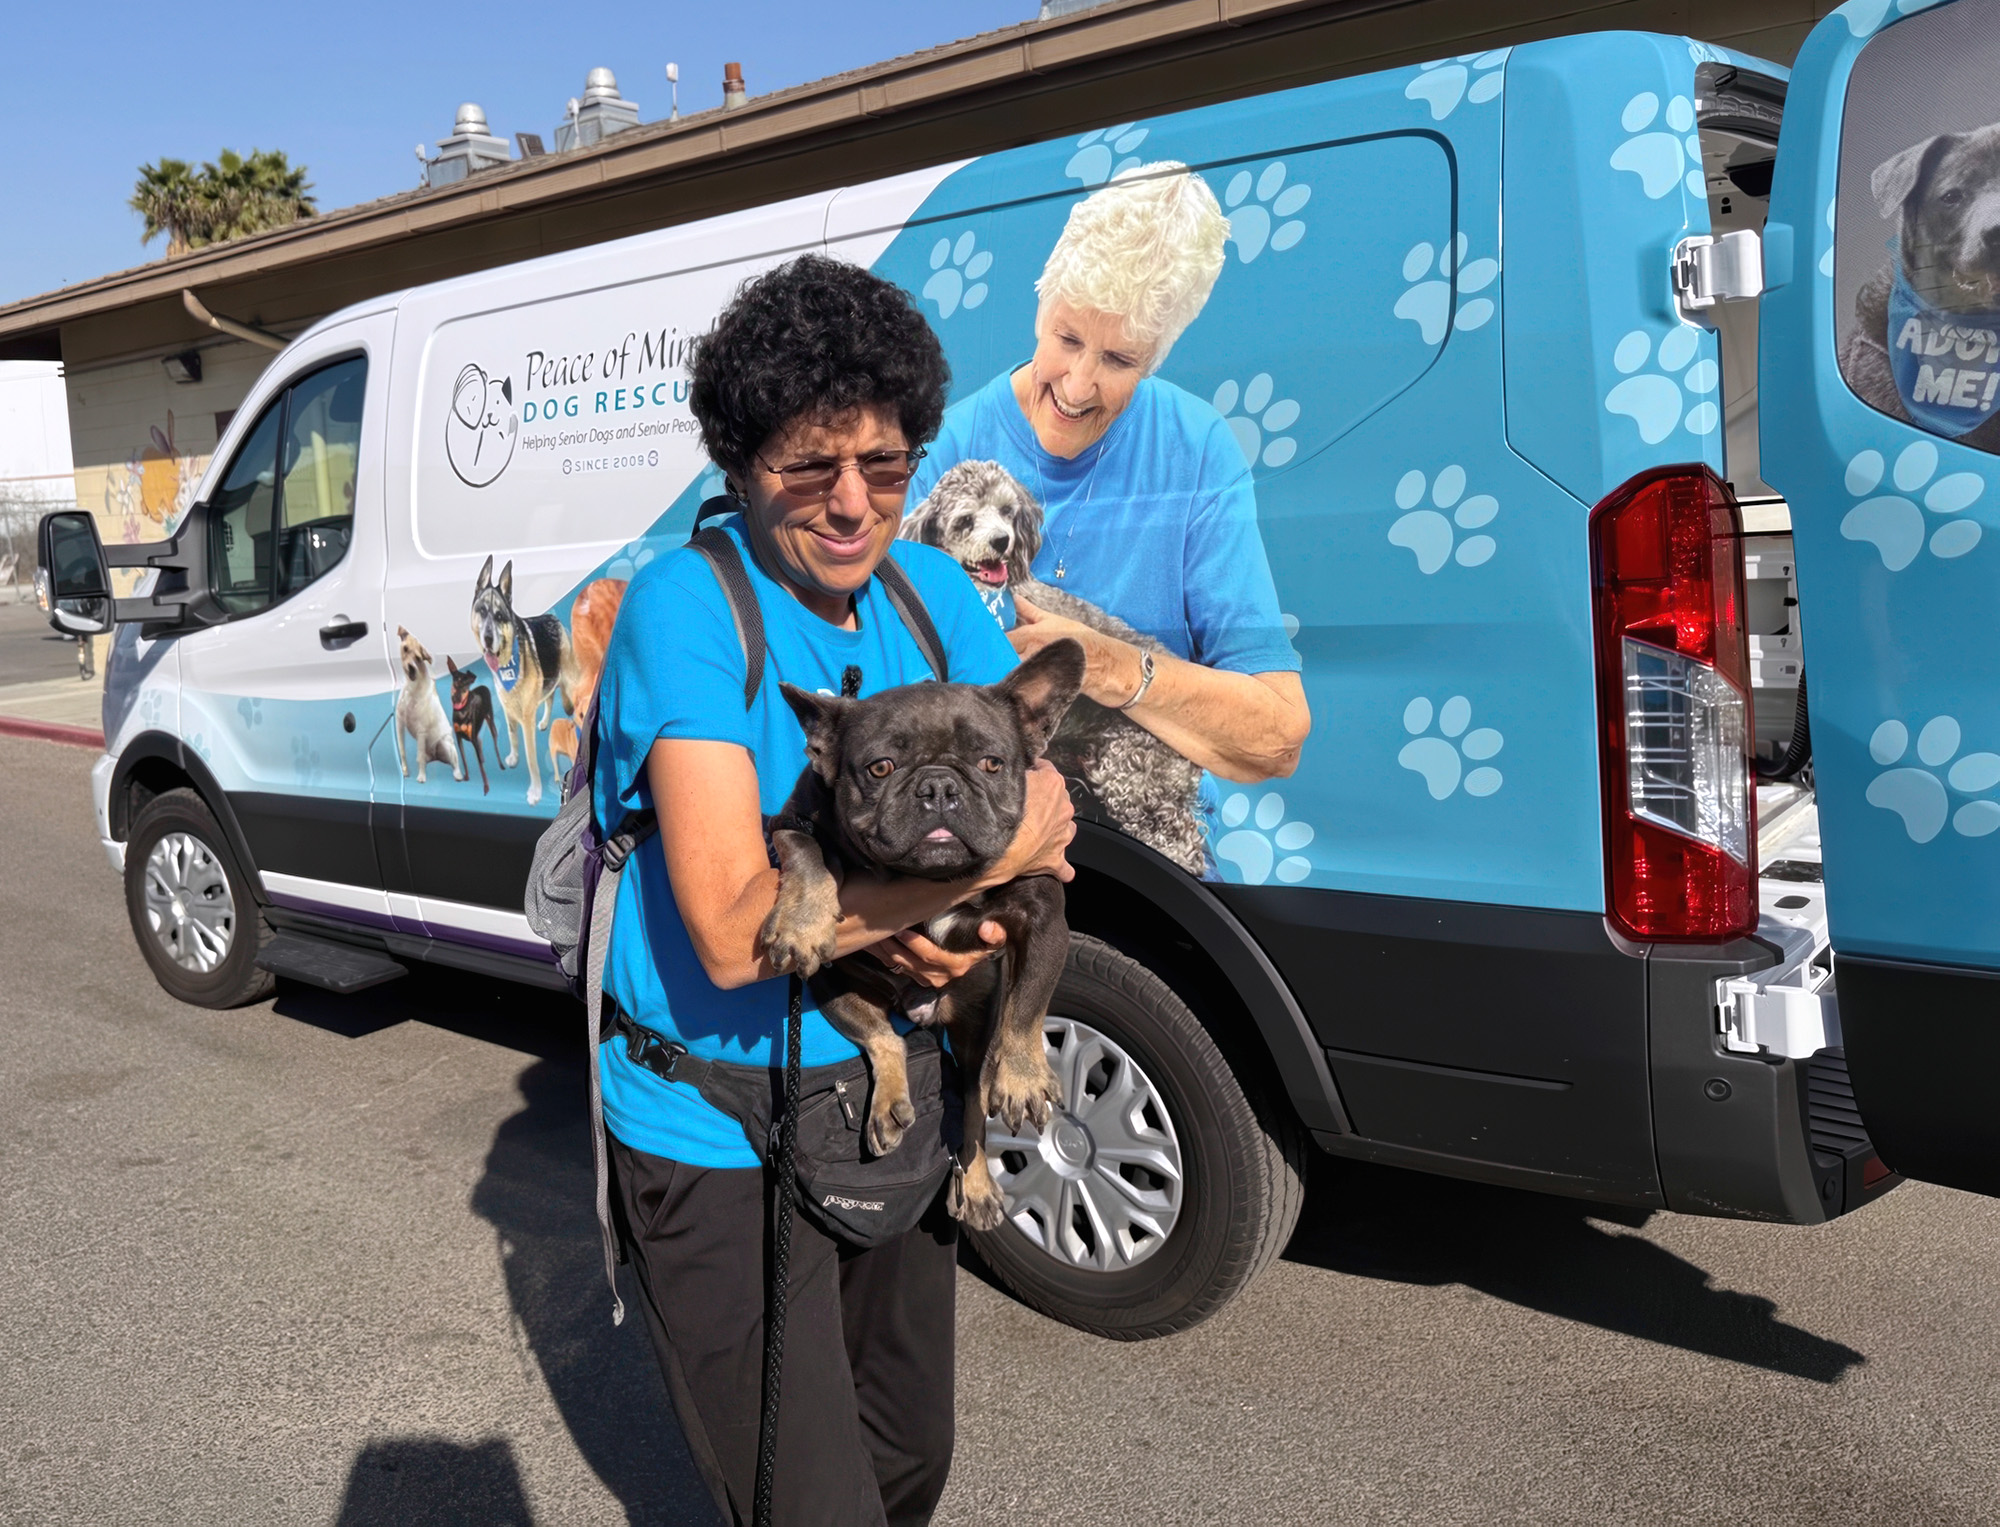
[124,788,274,1009]
[967,934,1306,1339]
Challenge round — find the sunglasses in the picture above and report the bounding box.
[754,446,926,500]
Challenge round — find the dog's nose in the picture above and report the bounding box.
[914,768,961,814]
[989,530,1011,556]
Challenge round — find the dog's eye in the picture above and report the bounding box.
[867,759,895,779]
[978,756,1002,774]
[1939,188,1965,207]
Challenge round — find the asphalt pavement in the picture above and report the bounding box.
[0,599,88,686]
[3,734,1997,1525]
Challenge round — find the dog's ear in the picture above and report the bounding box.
[1872,135,1954,218]
[475,555,493,593]
[446,655,460,677]
[779,682,852,782]
[997,638,1086,759]
[899,490,942,547]
[498,560,514,602]
[398,624,410,640]
[1001,468,1042,584]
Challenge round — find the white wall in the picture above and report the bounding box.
[0,361,75,504]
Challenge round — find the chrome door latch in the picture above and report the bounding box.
[1673,229,1764,324]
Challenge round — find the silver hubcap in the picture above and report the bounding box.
[988,1015,1184,1271]
[142,831,236,974]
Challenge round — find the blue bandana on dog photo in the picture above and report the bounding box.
[1889,264,2000,439]
[490,636,521,692]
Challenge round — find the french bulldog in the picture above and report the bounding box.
[759,638,1087,1231]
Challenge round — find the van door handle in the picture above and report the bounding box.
[319,620,368,649]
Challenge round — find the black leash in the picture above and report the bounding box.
[752,974,804,1527]
[753,664,858,1527]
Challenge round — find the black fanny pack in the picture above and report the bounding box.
[608,1003,961,1247]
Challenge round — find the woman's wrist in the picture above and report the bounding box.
[1083,634,1146,708]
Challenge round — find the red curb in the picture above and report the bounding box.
[0,715,106,750]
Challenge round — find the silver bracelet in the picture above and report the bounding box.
[1118,649,1156,711]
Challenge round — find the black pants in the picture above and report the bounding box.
[608,1133,958,1527]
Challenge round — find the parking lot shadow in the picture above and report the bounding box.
[1282,1158,1866,1383]
[335,1435,532,1526]
[470,1042,723,1525]
[274,966,718,1524]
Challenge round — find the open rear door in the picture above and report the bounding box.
[1761,0,2000,1197]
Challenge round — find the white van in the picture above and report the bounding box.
[42,2,2000,1336]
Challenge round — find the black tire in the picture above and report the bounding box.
[124,787,275,1008]
[967,933,1306,1339]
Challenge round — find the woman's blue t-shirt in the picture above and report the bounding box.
[910,369,1300,678]
[592,516,1019,1167]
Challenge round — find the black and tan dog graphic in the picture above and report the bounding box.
[760,640,1086,1230]
[445,656,505,795]
[902,460,1209,875]
[1840,122,2000,451]
[470,555,578,807]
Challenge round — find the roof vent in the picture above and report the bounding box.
[423,102,512,188]
[723,62,748,110]
[556,68,641,152]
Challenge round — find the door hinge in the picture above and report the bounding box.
[1673,229,1764,324]
[1717,925,1839,1060]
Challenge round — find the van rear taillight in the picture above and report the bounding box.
[1590,466,1756,942]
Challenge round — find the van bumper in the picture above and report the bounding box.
[91,751,123,872]
[1649,924,1899,1223]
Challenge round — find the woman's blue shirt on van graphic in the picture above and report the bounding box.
[592,516,1018,1168]
[911,370,1302,679]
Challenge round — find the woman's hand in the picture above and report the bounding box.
[982,758,1076,887]
[1011,595,1143,707]
[1014,595,1310,784]
[866,923,1006,988]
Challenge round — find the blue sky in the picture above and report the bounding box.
[0,0,1031,306]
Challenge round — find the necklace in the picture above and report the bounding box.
[1030,433,1107,583]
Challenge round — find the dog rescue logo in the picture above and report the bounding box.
[445,362,519,488]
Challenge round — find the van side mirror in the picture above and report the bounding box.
[36,511,114,636]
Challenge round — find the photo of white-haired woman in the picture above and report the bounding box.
[908,162,1310,789]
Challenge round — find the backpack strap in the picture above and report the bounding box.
[688,518,949,705]
[875,554,950,685]
[688,526,768,711]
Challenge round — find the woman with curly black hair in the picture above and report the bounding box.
[590,254,1075,1526]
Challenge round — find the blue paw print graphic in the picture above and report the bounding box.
[1387,465,1498,573]
[291,734,322,788]
[1610,92,1703,200]
[1065,123,1148,186]
[1839,0,1949,38]
[922,232,992,320]
[186,731,211,763]
[1404,49,1509,120]
[1393,236,1498,345]
[1605,326,1719,445]
[1840,443,1984,571]
[138,686,165,726]
[237,696,263,728]
[1867,716,2000,842]
[1220,163,1309,263]
[1215,791,1315,885]
[1212,374,1300,469]
[1400,695,1503,799]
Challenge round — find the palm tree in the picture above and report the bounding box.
[130,149,317,257]
[204,148,317,239]
[129,158,205,257]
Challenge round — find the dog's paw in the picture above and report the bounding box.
[525,782,542,807]
[948,1167,1007,1231]
[989,1048,1063,1135]
[865,1093,917,1157]
[759,877,841,976]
